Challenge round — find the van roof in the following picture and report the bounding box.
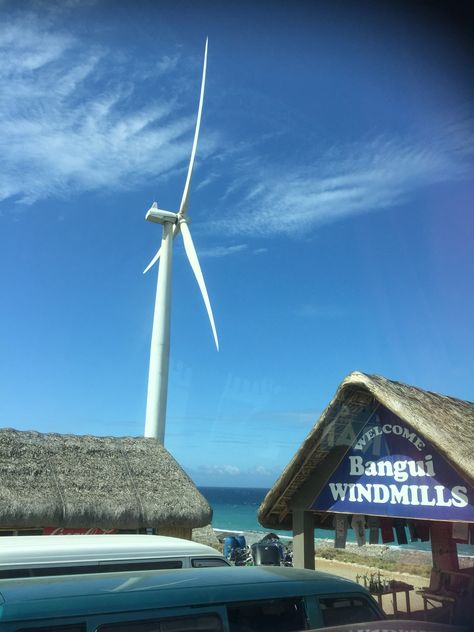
[0,534,223,568]
[0,566,369,622]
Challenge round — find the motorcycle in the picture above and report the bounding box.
[228,545,254,566]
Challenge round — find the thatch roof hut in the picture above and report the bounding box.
[0,428,211,535]
[259,371,474,531]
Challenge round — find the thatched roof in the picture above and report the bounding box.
[0,428,212,530]
[258,371,474,530]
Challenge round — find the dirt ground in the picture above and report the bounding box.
[314,555,427,616]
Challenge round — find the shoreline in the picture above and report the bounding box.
[214,528,430,569]
[212,527,474,563]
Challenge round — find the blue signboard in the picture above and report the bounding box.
[311,406,474,522]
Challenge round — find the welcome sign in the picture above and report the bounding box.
[311,406,474,521]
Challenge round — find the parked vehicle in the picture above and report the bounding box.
[0,565,385,631]
[0,534,229,578]
[224,532,294,567]
[252,540,283,565]
[228,544,254,566]
[251,533,292,567]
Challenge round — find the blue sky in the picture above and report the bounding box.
[1,0,472,488]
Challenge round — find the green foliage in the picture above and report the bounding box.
[316,548,431,578]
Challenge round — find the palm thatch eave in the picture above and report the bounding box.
[258,372,474,530]
[0,429,212,530]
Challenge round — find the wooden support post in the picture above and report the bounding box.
[430,522,459,573]
[293,509,314,569]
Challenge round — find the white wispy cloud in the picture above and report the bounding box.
[198,244,248,258]
[195,171,220,191]
[198,464,241,476]
[193,463,281,479]
[2,6,471,237]
[156,54,180,74]
[212,122,473,238]
[0,12,212,207]
[192,243,266,259]
[252,465,277,477]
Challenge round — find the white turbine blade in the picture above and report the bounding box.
[143,247,162,274]
[180,221,219,351]
[143,225,181,274]
[178,38,208,217]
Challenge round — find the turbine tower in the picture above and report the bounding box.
[143,39,218,444]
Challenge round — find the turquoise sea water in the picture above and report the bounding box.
[199,486,289,536]
[198,486,474,556]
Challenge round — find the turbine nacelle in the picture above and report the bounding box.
[145,203,178,225]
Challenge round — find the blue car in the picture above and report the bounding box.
[0,565,384,631]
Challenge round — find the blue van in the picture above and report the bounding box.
[0,565,385,631]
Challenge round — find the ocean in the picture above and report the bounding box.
[199,486,288,536]
[199,486,474,556]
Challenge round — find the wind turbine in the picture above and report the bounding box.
[143,39,218,444]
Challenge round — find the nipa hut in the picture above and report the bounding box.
[258,372,474,622]
[0,428,211,539]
